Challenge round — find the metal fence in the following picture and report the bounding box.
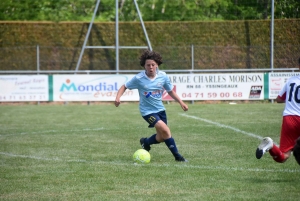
[0,44,299,74]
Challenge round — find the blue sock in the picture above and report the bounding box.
[164,137,181,158]
[146,134,160,145]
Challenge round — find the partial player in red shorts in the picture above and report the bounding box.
[256,57,300,164]
[293,137,300,165]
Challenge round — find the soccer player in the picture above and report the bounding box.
[114,50,188,162]
[256,57,300,163]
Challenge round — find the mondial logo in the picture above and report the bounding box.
[60,79,118,92]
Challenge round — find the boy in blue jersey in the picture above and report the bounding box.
[115,50,188,162]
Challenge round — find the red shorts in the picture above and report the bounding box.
[279,115,300,153]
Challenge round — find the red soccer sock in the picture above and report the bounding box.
[269,144,286,163]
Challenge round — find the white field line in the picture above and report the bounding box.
[181,113,264,140]
[180,113,279,146]
[0,117,286,173]
[0,126,148,137]
[1,151,299,173]
[0,128,105,136]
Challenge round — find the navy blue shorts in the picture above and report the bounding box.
[142,111,167,128]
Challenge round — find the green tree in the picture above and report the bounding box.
[0,0,96,21]
[0,0,299,21]
[119,0,230,21]
[275,0,300,19]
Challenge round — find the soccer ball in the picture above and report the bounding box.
[133,149,151,164]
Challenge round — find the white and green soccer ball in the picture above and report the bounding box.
[133,149,151,164]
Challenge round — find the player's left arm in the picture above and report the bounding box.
[167,90,188,111]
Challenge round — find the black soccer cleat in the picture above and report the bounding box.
[140,137,151,151]
[175,156,188,162]
[255,148,264,159]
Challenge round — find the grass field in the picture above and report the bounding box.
[0,102,299,200]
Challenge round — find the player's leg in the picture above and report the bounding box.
[140,134,160,151]
[269,147,291,163]
[269,116,300,162]
[256,116,299,163]
[141,111,187,162]
[256,137,291,162]
[140,112,164,151]
[154,120,187,162]
[293,137,300,165]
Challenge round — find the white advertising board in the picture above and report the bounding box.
[269,72,300,99]
[52,74,139,101]
[53,73,264,101]
[167,73,264,100]
[0,75,49,102]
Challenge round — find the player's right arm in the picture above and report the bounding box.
[276,81,288,103]
[276,94,286,103]
[115,84,127,107]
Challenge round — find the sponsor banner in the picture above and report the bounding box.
[168,73,264,100]
[0,75,49,102]
[52,74,139,101]
[269,72,300,99]
[167,73,264,100]
[53,73,264,101]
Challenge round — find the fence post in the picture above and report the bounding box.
[87,70,91,105]
[270,0,274,104]
[191,44,194,71]
[37,45,40,105]
[191,44,194,104]
[37,45,40,74]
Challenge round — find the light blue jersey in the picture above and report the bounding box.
[125,71,173,116]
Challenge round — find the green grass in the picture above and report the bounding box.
[0,102,299,200]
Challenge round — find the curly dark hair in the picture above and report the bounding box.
[139,50,163,67]
[293,137,300,165]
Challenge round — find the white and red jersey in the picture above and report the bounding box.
[277,75,300,116]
